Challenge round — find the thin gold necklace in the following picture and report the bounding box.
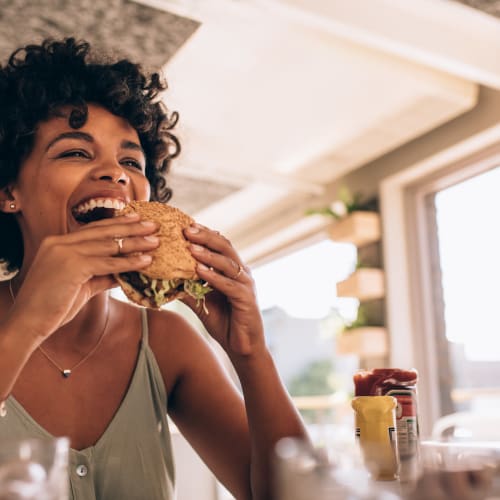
[8,280,110,378]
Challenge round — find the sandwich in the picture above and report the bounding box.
[114,201,212,309]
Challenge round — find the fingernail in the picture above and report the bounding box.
[144,235,159,243]
[125,212,139,218]
[140,220,157,228]
[197,263,209,271]
[186,226,200,234]
[139,254,153,263]
[191,244,204,253]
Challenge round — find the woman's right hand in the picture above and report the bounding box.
[4,213,159,344]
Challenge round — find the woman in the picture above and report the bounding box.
[0,38,308,499]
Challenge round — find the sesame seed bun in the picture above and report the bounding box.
[120,201,199,280]
[114,201,199,308]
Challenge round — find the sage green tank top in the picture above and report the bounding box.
[0,309,175,500]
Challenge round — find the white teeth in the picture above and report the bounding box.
[74,198,126,214]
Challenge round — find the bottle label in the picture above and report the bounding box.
[352,396,400,480]
[386,389,419,458]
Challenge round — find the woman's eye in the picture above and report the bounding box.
[121,159,144,171]
[58,150,90,159]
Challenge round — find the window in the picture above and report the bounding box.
[252,238,359,444]
[431,166,500,414]
[383,142,500,432]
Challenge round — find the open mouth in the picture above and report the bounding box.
[72,198,126,224]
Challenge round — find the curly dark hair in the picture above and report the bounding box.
[0,37,180,271]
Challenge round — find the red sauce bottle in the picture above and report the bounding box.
[354,369,419,461]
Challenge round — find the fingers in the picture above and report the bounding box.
[185,224,240,263]
[39,233,159,267]
[77,234,160,257]
[190,243,247,281]
[112,234,160,256]
[196,262,244,288]
[65,215,159,243]
[76,253,153,279]
[88,275,117,296]
[38,215,160,262]
[38,235,155,282]
[99,253,153,274]
[78,213,140,228]
[184,223,247,276]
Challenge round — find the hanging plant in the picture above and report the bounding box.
[305,187,372,220]
[342,304,368,332]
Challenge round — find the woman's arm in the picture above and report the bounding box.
[0,214,159,403]
[155,223,309,499]
[230,347,308,499]
[150,310,307,500]
[0,318,39,402]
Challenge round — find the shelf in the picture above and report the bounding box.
[328,211,381,247]
[336,268,385,301]
[336,327,388,358]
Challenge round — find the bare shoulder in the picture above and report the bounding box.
[144,306,222,397]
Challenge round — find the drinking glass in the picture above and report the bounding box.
[401,440,498,500]
[0,437,69,500]
[273,437,400,500]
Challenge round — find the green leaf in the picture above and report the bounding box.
[304,207,342,219]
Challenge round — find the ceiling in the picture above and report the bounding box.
[1,0,499,263]
[0,0,198,67]
[157,0,499,262]
[453,0,500,18]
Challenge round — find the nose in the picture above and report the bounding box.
[91,163,130,185]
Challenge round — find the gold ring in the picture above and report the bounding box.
[114,237,124,255]
[232,264,243,280]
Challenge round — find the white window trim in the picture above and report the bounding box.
[380,123,500,437]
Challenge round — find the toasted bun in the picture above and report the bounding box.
[118,201,199,280]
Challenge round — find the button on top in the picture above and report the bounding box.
[76,464,88,477]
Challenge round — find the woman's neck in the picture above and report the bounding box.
[41,292,111,354]
[4,273,112,354]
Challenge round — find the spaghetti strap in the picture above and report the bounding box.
[141,308,149,344]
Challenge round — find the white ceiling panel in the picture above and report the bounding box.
[149,0,500,251]
[164,1,480,237]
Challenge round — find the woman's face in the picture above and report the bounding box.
[10,104,150,261]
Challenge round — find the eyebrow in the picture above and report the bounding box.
[121,140,145,156]
[45,131,93,152]
[45,132,145,157]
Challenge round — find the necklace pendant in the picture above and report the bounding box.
[62,369,72,378]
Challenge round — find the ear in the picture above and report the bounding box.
[0,187,20,214]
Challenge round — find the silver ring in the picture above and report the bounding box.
[114,237,124,255]
[232,264,244,280]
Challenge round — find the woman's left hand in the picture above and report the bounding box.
[182,223,265,357]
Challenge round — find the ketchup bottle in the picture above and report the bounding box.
[353,369,420,464]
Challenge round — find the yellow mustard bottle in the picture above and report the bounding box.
[351,395,400,481]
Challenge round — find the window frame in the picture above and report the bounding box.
[380,125,500,436]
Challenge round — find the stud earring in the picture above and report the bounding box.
[9,203,15,210]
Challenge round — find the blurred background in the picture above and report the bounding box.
[2,1,500,498]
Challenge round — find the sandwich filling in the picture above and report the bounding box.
[119,271,211,308]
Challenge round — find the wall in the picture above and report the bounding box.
[236,86,500,263]
[331,85,500,199]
